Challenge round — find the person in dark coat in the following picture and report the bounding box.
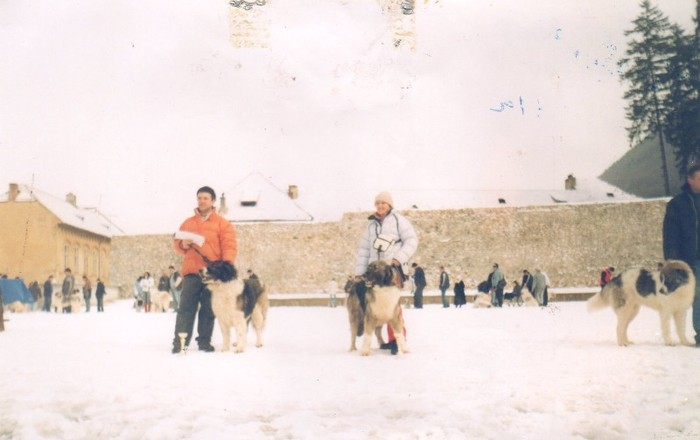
[599,267,615,288]
[29,281,41,311]
[453,277,466,307]
[438,266,450,308]
[663,162,700,347]
[43,275,53,312]
[95,278,106,312]
[521,270,533,293]
[412,262,426,309]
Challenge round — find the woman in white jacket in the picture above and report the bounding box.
[354,191,418,354]
[139,272,155,313]
[354,192,418,278]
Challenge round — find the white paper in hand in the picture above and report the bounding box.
[174,230,205,247]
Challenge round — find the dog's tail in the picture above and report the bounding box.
[586,288,610,312]
[242,278,263,319]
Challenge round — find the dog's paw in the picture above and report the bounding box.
[360,349,370,356]
[618,340,633,347]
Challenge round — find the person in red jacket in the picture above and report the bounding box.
[171,186,237,354]
[599,266,615,288]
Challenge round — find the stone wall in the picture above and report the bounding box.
[109,200,668,294]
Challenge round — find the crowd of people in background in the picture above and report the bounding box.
[335,261,557,310]
[0,268,107,314]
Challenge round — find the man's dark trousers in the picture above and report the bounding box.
[173,274,215,349]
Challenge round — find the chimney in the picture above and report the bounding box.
[66,192,77,207]
[8,183,20,201]
[288,185,299,200]
[565,174,576,191]
[219,192,228,215]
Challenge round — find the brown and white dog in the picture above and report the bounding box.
[587,260,696,346]
[472,293,493,308]
[346,261,409,356]
[151,291,172,313]
[520,288,539,307]
[6,301,28,313]
[200,260,268,353]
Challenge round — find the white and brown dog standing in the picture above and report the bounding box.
[347,261,409,356]
[587,260,696,346]
[200,260,268,353]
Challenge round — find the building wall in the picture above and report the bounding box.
[0,201,111,285]
[0,201,56,283]
[109,200,668,294]
[58,225,111,282]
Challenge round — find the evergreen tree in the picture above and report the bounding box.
[618,0,675,195]
[663,21,700,179]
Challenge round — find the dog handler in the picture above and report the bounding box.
[663,161,700,347]
[171,186,237,353]
[354,191,418,354]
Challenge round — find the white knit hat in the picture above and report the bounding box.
[374,191,393,207]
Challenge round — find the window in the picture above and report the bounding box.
[83,247,89,275]
[74,245,79,272]
[64,243,70,269]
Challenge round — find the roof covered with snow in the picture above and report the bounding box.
[0,184,124,238]
[306,177,642,221]
[599,134,684,197]
[387,180,638,211]
[222,172,313,223]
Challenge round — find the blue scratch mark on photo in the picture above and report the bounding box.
[490,96,541,116]
[490,100,514,112]
[574,49,580,58]
[554,28,562,40]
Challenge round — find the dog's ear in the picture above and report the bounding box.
[661,266,689,293]
[383,265,394,286]
[221,261,237,282]
[208,260,237,282]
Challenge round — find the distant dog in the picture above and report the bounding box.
[151,291,172,312]
[472,293,492,308]
[52,292,63,313]
[520,288,539,307]
[201,260,268,353]
[346,261,408,356]
[587,260,696,346]
[71,294,83,313]
[6,301,28,313]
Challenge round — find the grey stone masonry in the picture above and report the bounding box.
[110,200,667,295]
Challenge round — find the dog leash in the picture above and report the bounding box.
[189,245,212,265]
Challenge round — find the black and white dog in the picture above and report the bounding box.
[587,260,696,346]
[200,260,268,353]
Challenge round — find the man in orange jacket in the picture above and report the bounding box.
[172,186,237,353]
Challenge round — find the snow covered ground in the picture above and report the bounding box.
[1,299,699,440]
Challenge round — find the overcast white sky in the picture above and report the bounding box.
[0,0,696,234]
